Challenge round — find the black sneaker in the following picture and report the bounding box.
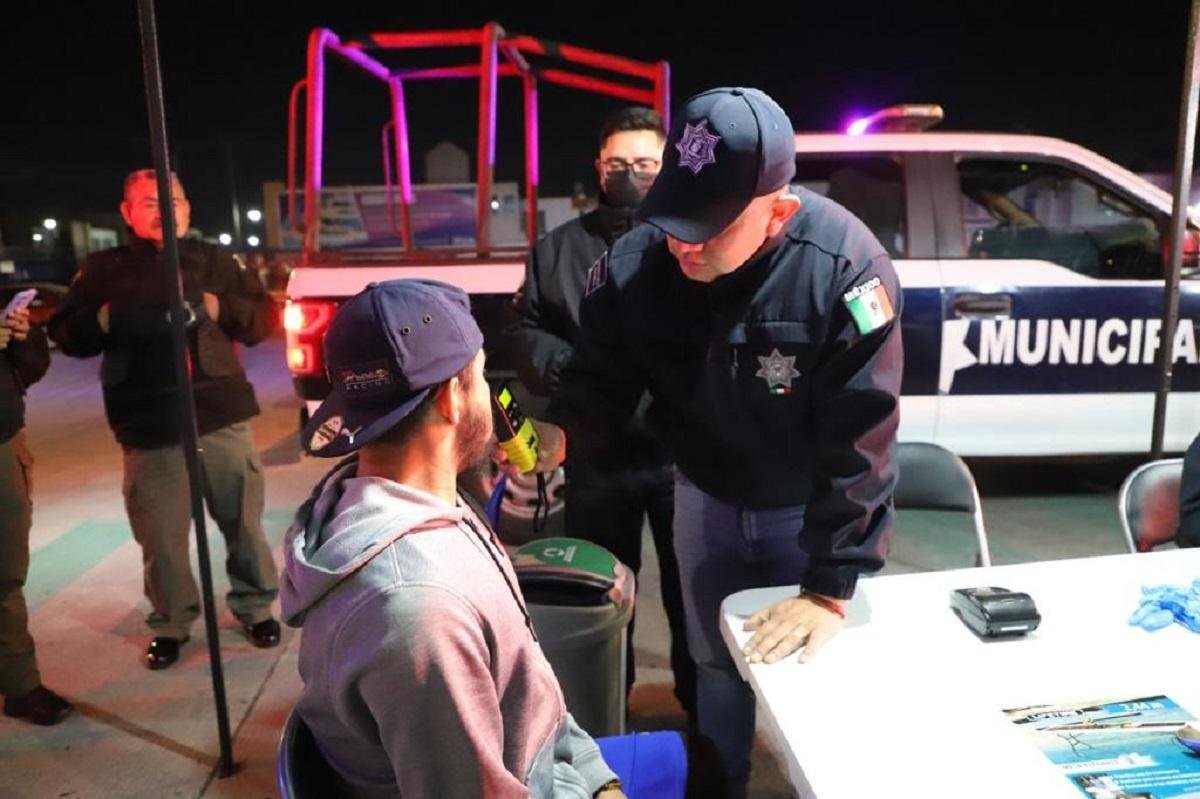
[3,685,73,726]
[145,636,188,670]
[244,618,281,648]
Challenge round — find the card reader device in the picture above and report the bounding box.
[950,586,1041,638]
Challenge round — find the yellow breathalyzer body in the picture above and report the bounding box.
[493,385,539,473]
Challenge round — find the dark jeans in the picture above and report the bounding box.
[564,461,696,717]
[673,471,809,799]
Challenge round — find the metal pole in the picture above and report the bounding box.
[134,0,236,776]
[304,29,333,255]
[389,78,414,251]
[225,142,243,246]
[655,61,671,131]
[475,22,500,256]
[1152,0,1200,459]
[523,72,539,246]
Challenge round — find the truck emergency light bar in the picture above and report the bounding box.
[846,104,944,135]
[287,23,671,260]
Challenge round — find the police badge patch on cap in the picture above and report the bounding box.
[585,252,609,296]
[675,120,722,175]
[309,415,343,452]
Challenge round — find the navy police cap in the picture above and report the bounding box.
[638,87,796,243]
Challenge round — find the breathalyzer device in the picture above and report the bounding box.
[492,384,540,474]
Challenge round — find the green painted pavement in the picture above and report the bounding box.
[24,508,297,612]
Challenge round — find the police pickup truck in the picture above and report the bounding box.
[289,112,1200,459]
[282,30,1199,528]
[798,105,1200,456]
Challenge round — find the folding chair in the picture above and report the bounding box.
[1116,458,1183,553]
[894,442,991,567]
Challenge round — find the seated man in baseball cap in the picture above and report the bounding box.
[280,279,684,798]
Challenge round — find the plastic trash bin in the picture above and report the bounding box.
[512,537,635,737]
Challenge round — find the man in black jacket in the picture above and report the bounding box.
[505,107,696,721]
[49,170,281,670]
[524,88,902,797]
[1177,433,1200,548]
[0,305,72,724]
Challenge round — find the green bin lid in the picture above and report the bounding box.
[513,537,618,579]
[512,537,631,606]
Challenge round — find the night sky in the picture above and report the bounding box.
[0,1,1191,241]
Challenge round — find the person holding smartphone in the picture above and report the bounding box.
[0,297,73,725]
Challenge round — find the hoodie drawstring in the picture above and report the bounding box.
[460,514,538,641]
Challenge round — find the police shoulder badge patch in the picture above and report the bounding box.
[842,276,895,335]
[585,252,609,297]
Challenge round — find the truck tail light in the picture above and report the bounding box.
[284,299,337,377]
[1185,229,1200,270]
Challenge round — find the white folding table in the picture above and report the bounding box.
[720,549,1200,798]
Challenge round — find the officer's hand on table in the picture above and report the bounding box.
[5,308,30,341]
[492,419,566,478]
[742,593,847,665]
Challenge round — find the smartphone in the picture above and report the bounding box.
[2,288,37,319]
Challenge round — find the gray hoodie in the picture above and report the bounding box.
[281,459,618,798]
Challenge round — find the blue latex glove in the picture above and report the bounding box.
[1128,579,1200,633]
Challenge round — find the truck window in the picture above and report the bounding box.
[956,158,1163,280]
[793,155,906,258]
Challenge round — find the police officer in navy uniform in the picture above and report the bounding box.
[522,87,903,797]
[505,107,696,723]
[1176,432,1200,548]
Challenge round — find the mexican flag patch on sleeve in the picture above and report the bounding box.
[842,276,895,335]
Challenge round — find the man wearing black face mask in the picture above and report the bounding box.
[505,107,696,726]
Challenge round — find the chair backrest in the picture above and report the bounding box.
[1117,458,1183,553]
[894,442,991,566]
[277,708,345,799]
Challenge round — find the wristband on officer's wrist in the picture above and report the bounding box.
[801,591,846,619]
[594,777,622,797]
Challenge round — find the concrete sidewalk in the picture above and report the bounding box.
[1,338,327,799]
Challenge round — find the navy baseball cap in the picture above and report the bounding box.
[302,279,484,458]
[638,87,796,243]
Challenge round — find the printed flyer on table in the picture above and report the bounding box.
[1004,695,1200,798]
